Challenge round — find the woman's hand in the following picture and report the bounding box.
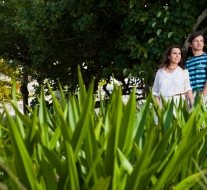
[187,90,194,106]
[154,96,162,109]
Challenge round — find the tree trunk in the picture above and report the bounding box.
[20,80,29,114]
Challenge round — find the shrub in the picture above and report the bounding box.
[0,67,207,190]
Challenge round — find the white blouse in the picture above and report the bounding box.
[152,66,192,98]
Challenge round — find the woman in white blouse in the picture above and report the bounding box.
[152,45,194,109]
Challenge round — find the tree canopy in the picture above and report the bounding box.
[0,0,207,104]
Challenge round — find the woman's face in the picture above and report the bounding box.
[168,48,181,64]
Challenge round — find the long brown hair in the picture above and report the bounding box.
[160,45,185,70]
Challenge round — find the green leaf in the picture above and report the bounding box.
[118,88,136,156]
[137,163,160,190]
[77,65,87,108]
[157,12,162,17]
[149,124,175,167]
[148,38,154,44]
[11,80,25,139]
[163,100,173,132]
[71,81,94,160]
[4,108,36,190]
[126,130,155,190]
[168,32,173,38]
[90,177,111,190]
[140,17,145,22]
[183,3,190,9]
[49,126,61,150]
[173,169,207,190]
[164,17,168,23]
[40,155,58,190]
[152,22,156,27]
[156,29,161,36]
[94,118,103,141]
[133,94,152,144]
[68,93,80,132]
[38,88,50,147]
[47,82,72,143]
[104,87,123,176]
[65,142,80,190]
[117,148,133,174]
[150,127,207,190]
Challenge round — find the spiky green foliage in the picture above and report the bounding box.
[0,68,207,189]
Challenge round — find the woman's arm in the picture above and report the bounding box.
[152,70,162,109]
[184,70,194,106]
[186,90,194,106]
[154,95,162,109]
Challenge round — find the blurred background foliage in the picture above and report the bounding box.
[0,0,206,110]
[0,59,20,103]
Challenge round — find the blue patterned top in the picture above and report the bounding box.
[185,52,207,91]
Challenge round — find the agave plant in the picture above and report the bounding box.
[0,66,207,190]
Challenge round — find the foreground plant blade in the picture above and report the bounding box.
[118,88,136,157]
[65,142,80,190]
[1,67,207,190]
[104,87,123,190]
[71,81,94,160]
[150,112,207,190]
[173,169,207,190]
[90,177,111,190]
[4,109,37,190]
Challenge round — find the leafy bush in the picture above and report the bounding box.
[0,67,207,190]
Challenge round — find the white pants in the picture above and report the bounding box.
[154,95,186,125]
[159,95,187,108]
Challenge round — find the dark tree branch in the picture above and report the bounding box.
[183,8,207,52]
[54,37,79,42]
[42,32,58,40]
[100,9,111,17]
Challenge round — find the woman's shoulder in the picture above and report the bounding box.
[178,66,186,70]
[155,68,164,75]
[157,67,165,72]
[178,67,189,74]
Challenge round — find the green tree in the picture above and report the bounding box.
[0,1,35,113]
[119,1,207,87]
[0,0,207,105]
[0,59,20,103]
